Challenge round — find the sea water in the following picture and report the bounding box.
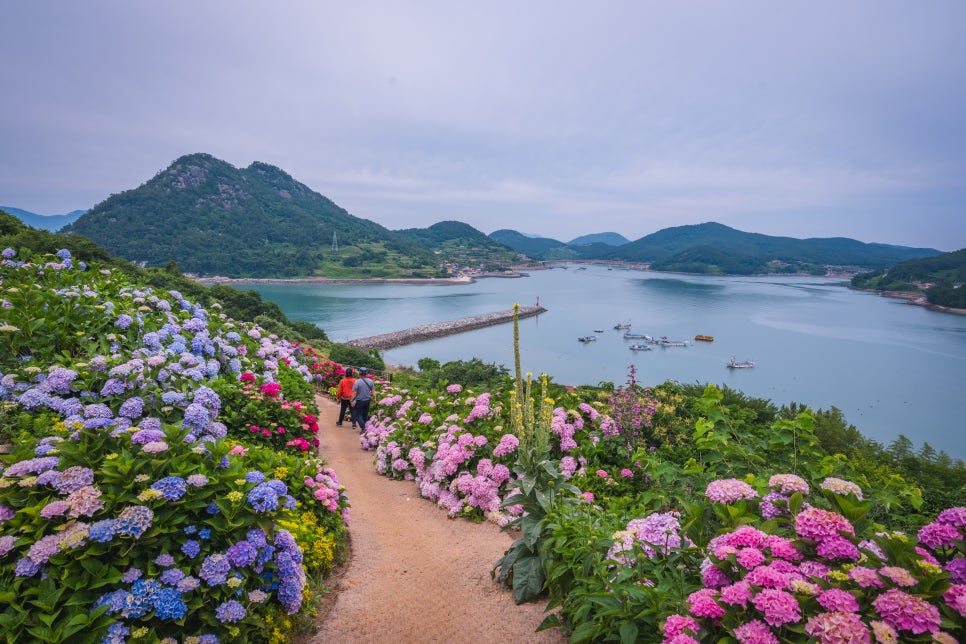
[248,266,966,459]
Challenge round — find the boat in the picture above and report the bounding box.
[727,358,755,368]
[593,329,604,333]
[614,323,631,330]
[659,339,690,347]
[629,343,653,351]
[694,335,714,342]
[623,332,648,339]
[578,335,598,342]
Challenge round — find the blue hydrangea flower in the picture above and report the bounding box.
[181,539,201,558]
[199,553,230,586]
[150,476,187,502]
[89,519,117,543]
[214,599,246,624]
[152,587,187,620]
[247,483,279,513]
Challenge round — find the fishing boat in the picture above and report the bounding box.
[578,335,598,343]
[694,335,714,342]
[623,332,648,339]
[593,329,604,333]
[629,343,653,351]
[727,357,755,368]
[614,323,631,330]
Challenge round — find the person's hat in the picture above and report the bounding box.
[359,367,368,374]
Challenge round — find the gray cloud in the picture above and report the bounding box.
[1,1,964,250]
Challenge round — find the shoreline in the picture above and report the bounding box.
[193,270,537,287]
[851,287,966,316]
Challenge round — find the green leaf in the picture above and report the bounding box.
[619,620,639,644]
[511,554,545,604]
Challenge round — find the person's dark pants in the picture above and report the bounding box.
[338,399,352,425]
[352,399,371,431]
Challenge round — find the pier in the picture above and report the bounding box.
[345,306,547,350]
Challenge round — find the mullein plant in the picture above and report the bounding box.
[492,303,580,604]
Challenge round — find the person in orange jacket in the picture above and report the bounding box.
[335,367,356,428]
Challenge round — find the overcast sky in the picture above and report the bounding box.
[2,2,965,251]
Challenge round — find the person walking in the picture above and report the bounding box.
[335,367,356,428]
[350,367,375,432]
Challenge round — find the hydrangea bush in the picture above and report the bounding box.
[0,249,348,643]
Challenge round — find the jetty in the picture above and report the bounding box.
[346,306,547,350]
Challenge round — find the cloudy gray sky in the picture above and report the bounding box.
[2,1,965,250]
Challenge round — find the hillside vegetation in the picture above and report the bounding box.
[492,221,941,274]
[62,154,444,279]
[852,248,966,309]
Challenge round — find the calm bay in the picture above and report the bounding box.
[248,266,966,459]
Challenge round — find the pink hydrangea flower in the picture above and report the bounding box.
[917,522,961,550]
[943,584,966,618]
[687,588,726,619]
[719,581,753,607]
[936,507,966,527]
[706,478,759,504]
[819,477,864,499]
[662,614,699,638]
[817,589,860,613]
[804,611,870,643]
[878,566,917,587]
[620,468,634,478]
[752,588,801,627]
[848,566,883,588]
[871,588,940,634]
[768,473,810,495]
[795,507,855,542]
[732,619,779,644]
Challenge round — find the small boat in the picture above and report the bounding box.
[727,358,755,368]
[578,335,598,343]
[614,323,631,330]
[623,332,647,339]
[659,339,690,347]
[694,335,714,342]
[593,329,604,333]
[629,343,653,351]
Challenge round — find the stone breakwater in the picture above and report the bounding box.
[346,306,547,350]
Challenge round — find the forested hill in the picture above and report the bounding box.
[584,222,941,273]
[62,153,442,278]
[394,221,523,269]
[488,229,578,260]
[852,247,966,308]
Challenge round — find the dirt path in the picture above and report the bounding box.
[306,395,567,644]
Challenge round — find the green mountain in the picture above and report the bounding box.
[488,229,578,260]
[394,221,524,270]
[1,206,86,231]
[568,232,629,246]
[62,153,443,279]
[587,222,941,272]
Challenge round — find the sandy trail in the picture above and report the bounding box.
[306,395,566,644]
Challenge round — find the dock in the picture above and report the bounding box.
[345,306,547,350]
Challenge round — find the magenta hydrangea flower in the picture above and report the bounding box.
[752,588,801,627]
[706,478,759,504]
[917,521,961,550]
[662,614,700,638]
[445,383,462,394]
[736,547,766,570]
[804,611,870,642]
[943,584,966,618]
[936,507,966,527]
[816,536,860,561]
[687,588,726,619]
[872,588,940,634]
